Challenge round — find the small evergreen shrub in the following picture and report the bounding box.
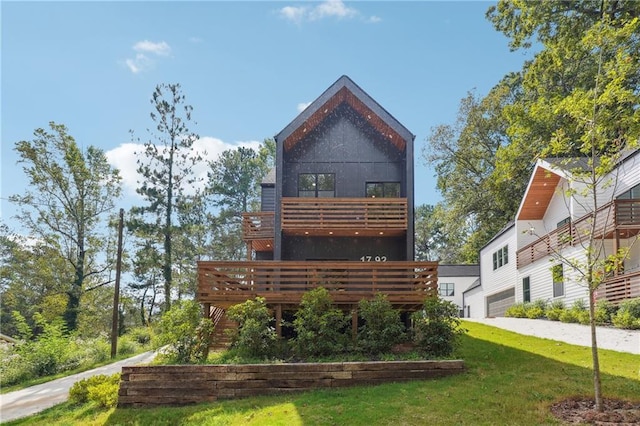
[69,373,120,408]
[505,302,527,318]
[412,297,465,358]
[292,287,349,358]
[226,297,277,358]
[594,300,617,325]
[546,300,565,321]
[526,299,547,319]
[127,326,154,346]
[116,335,139,356]
[357,293,406,355]
[612,297,640,329]
[559,299,589,324]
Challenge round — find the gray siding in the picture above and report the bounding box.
[282,236,406,261]
[261,185,275,211]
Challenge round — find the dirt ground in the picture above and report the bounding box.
[550,397,640,425]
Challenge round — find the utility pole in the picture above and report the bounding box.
[111,208,124,359]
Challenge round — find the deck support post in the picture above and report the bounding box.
[351,306,358,340]
[246,242,252,260]
[204,303,211,319]
[275,304,282,338]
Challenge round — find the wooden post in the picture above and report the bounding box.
[111,208,124,359]
[351,307,358,340]
[247,242,252,260]
[275,304,282,338]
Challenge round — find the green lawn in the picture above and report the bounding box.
[7,321,639,425]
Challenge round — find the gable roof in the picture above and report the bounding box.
[480,220,515,252]
[275,75,414,153]
[438,264,480,277]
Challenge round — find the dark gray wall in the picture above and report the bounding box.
[282,236,406,261]
[282,105,406,198]
[261,185,275,211]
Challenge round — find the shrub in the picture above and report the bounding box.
[116,335,139,356]
[505,303,528,318]
[412,297,465,358]
[292,287,349,358]
[526,299,547,319]
[126,326,154,346]
[559,299,589,324]
[226,297,277,358]
[69,373,120,408]
[612,297,640,329]
[357,293,406,355]
[594,300,617,325]
[546,300,565,321]
[155,300,214,364]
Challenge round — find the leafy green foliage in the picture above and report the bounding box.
[292,288,350,357]
[154,299,214,364]
[412,297,465,357]
[545,300,565,321]
[594,300,617,325]
[505,302,528,318]
[226,297,278,358]
[526,299,547,319]
[612,297,640,329]
[69,373,121,408]
[356,293,405,355]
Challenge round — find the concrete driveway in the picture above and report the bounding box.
[0,350,156,423]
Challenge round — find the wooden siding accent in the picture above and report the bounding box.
[283,87,406,153]
[518,167,561,220]
[281,197,407,237]
[197,261,437,308]
[517,199,640,268]
[118,360,465,407]
[242,212,274,252]
[598,270,640,304]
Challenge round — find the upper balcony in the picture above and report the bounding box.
[281,197,407,237]
[517,199,640,268]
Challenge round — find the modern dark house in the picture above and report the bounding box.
[197,76,438,340]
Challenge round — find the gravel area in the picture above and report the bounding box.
[465,317,639,354]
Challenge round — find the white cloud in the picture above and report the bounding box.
[133,40,171,56]
[123,40,172,74]
[297,101,312,113]
[189,36,203,44]
[106,137,262,197]
[279,0,379,24]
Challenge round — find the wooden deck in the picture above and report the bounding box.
[197,261,437,310]
[598,269,640,304]
[517,199,640,268]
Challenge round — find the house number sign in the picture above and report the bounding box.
[360,256,387,262]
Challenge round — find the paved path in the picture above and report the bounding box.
[0,350,157,423]
[465,317,640,355]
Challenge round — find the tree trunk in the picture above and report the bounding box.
[589,285,603,411]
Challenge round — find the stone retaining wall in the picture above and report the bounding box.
[118,360,464,408]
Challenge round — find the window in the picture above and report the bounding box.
[492,245,509,270]
[552,264,564,297]
[557,217,570,228]
[618,183,640,199]
[439,282,454,297]
[298,173,335,197]
[366,182,400,198]
[522,276,531,303]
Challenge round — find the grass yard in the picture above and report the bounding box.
[6,321,639,425]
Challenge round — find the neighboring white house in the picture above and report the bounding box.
[437,264,480,316]
[462,278,482,318]
[477,149,640,317]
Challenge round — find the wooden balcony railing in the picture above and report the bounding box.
[517,199,640,268]
[281,197,408,236]
[197,261,437,308]
[597,270,640,304]
[242,212,275,241]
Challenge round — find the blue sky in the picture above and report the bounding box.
[2,1,535,231]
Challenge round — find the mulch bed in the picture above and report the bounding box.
[550,397,640,425]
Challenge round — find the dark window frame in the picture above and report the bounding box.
[438,282,455,297]
[522,276,531,303]
[365,181,401,198]
[492,245,509,271]
[298,173,335,198]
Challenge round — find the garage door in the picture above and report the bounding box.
[486,288,515,317]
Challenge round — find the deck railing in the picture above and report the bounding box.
[281,197,407,234]
[242,212,275,241]
[197,261,437,307]
[597,270,640,304]
[517,199,640,268]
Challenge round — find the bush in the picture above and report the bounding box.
[226,297,277,358]
[412,297,465,358]
[126,326,154,346]
[526,299,547,319]
[357,293,406,355]
[546,300,565,321]
[155,300,214,364]
[505,303,528,318]
[559,299,589,324]
[612,297,640,329]
[292,287,350,358]
[69,373,120,408]
[594,300,617,325]
[116,335,139,356]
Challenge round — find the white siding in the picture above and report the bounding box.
[480,226,517,315]
[463,285,484,318]
[437,276,480,313]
